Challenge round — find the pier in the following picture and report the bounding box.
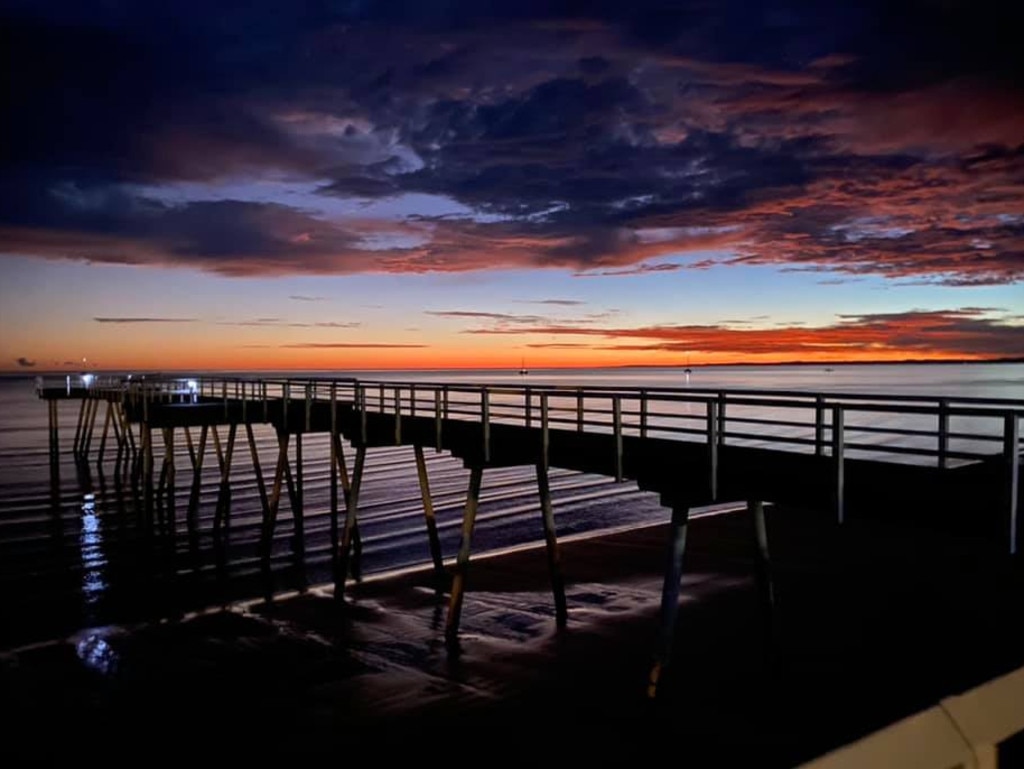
[34,373,1023,697]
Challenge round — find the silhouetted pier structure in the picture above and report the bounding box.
[35,374,1023,694]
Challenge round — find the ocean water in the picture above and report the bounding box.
[1,363,1021,650]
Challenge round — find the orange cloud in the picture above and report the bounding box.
[461,308,1023,361]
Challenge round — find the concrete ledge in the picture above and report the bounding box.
[798,665,1024,769]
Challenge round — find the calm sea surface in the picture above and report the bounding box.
[1,363,1021,650]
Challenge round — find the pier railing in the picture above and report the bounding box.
[37,374,1024,470]
[33,373,1024,553]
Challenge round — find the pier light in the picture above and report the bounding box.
[187,379,198,392]
[81,373,94,387]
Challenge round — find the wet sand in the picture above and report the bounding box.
[3,504,1024,766]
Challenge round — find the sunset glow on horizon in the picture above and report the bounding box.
[2,1,1022,372]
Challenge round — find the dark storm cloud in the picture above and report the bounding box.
[2,0,1023,284]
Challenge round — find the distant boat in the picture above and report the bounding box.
[519,358,529,376]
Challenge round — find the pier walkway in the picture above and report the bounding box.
[35,374,1024,699]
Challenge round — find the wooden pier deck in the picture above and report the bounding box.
[34,374,1024,701]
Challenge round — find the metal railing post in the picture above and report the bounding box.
[815,396,826,456]
[707,399,719,500]
[283,381,290,431]
[435,389,443,450]
[305,381,312,432]
[1005,413,1020,555]
[938,399,950,469]
[394,387,402,443]
[360,385,368,444]
[833,406,845,524]
[613,395,623,482]
[482,388,491,463]
[717,392,727,446]
[541,393,549,472]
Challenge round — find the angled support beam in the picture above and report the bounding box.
[97,401,113,465]
[48,400,59,466]
[647,504,691,699]
[246,423,270,523]
[142,424,155,530]
[114,400,135,458]
[335,446,367,601]
[749,499,776,646]
[184,426,197,470]
[157,427,171,500]
[331,432,362,577]
[445,465,484,646]
[211,425,225,476]
[330,390,340,573]
[262,431,291,564]
[414,445,445,581]
[109,401,123,463]
[292,432,306,575]
[83,398,100,458]
[537,462,568,628]
[72,399,87,457]
[214,423,237,533]
[186,425,208,526]
[163,426,176,538]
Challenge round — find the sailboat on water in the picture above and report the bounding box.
[519,357,529,376]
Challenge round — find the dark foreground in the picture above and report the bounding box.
[3,505,1024,767]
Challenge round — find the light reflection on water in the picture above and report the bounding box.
[75,632,119,676]
[74,493,121,676]
[80,492,107,607]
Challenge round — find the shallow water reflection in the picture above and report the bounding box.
[80,492,107,608]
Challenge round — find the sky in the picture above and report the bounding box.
[1,0,1022,371]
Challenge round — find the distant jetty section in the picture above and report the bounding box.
[35,374,1023,694]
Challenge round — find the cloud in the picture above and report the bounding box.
[94,317,197,323]
[573,263,687,278]
[279,342,428,348]
[2,1,1023,287]
[459,308,1024,359]
[15,357,36,367]
[427,309,607,327]
[219,319,361,328]
[289,295,328,302]
[426,311,548,323]
[513,299,586,306]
